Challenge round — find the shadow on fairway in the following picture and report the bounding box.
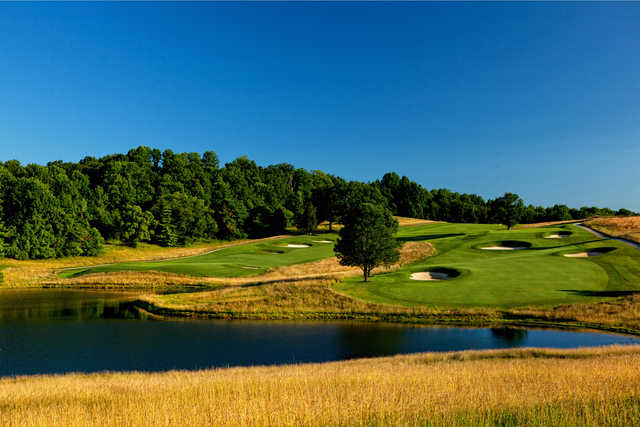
[530,239,608,251]
[560,290,640,297]
[397,233,465,243]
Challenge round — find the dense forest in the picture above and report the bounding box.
[0,146,635,260]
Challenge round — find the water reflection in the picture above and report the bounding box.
[0,290,145,321]
[0,289,639,377]
[490,327,529,345]
[337,324,408,359]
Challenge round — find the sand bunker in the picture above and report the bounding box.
[312,240,333,244]
[410,272,452,281]
[564,248,615,258]
[545,232,571,239]
[285,244,310,248]
[481,246,528,251]
[241,266,260,269]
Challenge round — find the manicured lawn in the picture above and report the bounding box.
[334,223,640,308]
[60,235,338,278]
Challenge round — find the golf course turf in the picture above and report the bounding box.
[334,223,640,308]
[59,234,338,279]
[55,222,640,310]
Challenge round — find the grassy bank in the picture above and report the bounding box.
[585,215,640,244]
[136,277,640,335]
[2,345,639,426]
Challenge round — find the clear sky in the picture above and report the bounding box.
[1,2,638,210]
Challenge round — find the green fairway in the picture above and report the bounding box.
[60,235,338,278]
[334,223,640,308]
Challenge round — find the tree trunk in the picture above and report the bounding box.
[363,268,368,282]
[329,221,333,232]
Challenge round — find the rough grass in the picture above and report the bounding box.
[586,216,640,244]
[336,222,640,308]
[1,345,639,426]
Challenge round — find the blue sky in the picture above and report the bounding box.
[1,2,638,210]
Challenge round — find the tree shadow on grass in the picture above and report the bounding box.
[528,239,608,251]
[559,290,640,297]
[397,233,465,243]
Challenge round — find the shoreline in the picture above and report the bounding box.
[131,296,640,337]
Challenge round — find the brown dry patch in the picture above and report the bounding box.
[395,216,440,227]
[586,216,640,244]
[316,216,438,232]
[515,219,583,229]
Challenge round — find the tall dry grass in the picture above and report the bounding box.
[586,216,640,244]
[1,346,639,426]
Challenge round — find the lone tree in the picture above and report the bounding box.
[296,202,318,235]
[334,203,400,282]
[490,192,524,230]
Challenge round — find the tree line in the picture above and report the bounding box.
[0,146,635,259]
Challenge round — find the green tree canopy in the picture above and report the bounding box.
[334,203,400,282]
[490,193,525,230]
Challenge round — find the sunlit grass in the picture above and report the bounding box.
[1,345,639,426]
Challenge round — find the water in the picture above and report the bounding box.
[1,289,638,377]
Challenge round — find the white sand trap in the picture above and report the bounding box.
[312,240,333,244]
[545,234,568,239]
[564,251,604,258]
[410,272,451,281]
[285,244,310,248]
[481,246,527,251]
[241,266,260,269]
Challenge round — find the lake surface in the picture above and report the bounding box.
[1,289,639,377]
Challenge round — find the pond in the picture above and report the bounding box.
[1,289,639,377]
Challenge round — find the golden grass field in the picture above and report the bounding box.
[1,345,639,426]
[586,216,640,244]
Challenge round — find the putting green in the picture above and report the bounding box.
[60,235,338,278]
[334,223,640,308]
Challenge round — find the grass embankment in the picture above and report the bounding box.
[2,346,639,426]
[585,216,640,244]
[138,276,640,335]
